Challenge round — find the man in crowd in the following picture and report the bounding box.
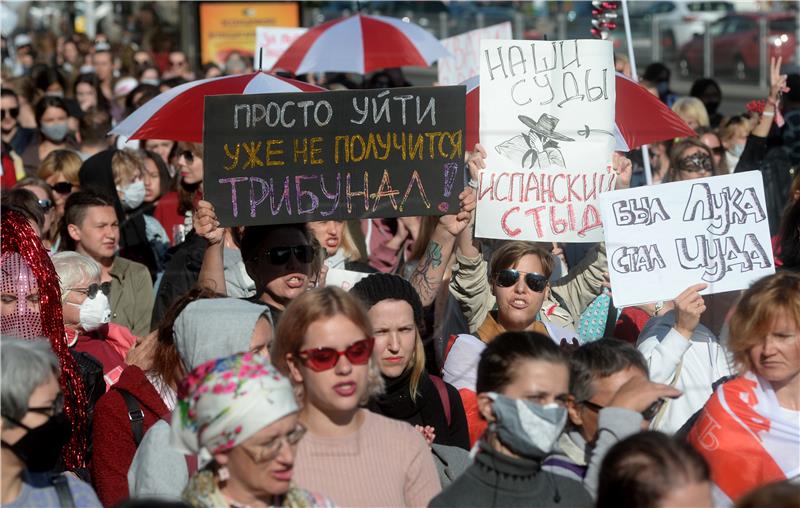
[1,88,35,155]
[543,339,681,497]
[63,189,154,337]
[92,44,115,104]
[78,109,113,160]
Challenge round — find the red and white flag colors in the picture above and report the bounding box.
[688,372,800,506]
[272,14,450,75]
[462,72,695,151]
[110,72,324,143]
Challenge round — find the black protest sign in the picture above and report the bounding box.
[202,86,466,227]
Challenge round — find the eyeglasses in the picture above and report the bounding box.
[1,108,19,120]
[37,199,53,212]
[264,245,315,265]
[67,282,111,299]
[709,146,726,156]
[241,424,307,463]
[297,337,375,372]
[494,269,548,292]
[52,182,73,195]
[679,152,712,173]
[170,60,186,67]
[178,150,195,164]
[582,398,665,421]
[28,392,64,417]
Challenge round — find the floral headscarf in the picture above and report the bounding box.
[171,352,298,462]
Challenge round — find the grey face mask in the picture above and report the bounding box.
[40,122,69,142]
[488,392,567,459]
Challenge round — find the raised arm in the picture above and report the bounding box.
[194,200,227,295]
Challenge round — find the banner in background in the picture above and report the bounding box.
[476,39,616,242]
[598,171,774,307]
[437,23,512,85]
[199,2,299,66]
[255,26,307,71]
[203,86,466,227]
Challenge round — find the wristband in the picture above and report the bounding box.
[468,179,479,189]
[762,111,775,117]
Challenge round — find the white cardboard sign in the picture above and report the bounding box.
[476,39,616,243]
[437,23,513,86]
[325,268,370,291]
[255,27,307,71]
[598,172,775,307]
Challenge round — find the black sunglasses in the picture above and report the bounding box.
[28,393,64,417]
[52,182,73,194]
[67,282,111,299]
[583,398,665,421]
[494,269,548,292]
[264,245,315,265]
[710,146,726,156]
[1,108,20,120]
[37,199,53,212]
[179,150,195,164]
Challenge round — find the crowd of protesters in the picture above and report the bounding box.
[1,22,799,508]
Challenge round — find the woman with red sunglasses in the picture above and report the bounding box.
[273,287,441,507]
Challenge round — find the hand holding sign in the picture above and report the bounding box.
[467,143,487,182]
[194,200,223,245]
[673,283,708,339]
[439,187,476,237]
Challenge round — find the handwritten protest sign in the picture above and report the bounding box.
[255,27,307,71]
[203,87,466,227]
[475,39,616,243]
[325,268,370,291]
[598,172,775,307]
[437,23,512,86]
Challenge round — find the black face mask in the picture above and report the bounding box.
[1,413,71,472]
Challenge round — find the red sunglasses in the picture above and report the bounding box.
[296,338,375,372]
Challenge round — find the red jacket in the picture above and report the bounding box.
[91,365,170,508]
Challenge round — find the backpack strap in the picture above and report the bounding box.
[50,474,76,508]
[542,457,588,479]
[117,388,145,446]
[429,375,451,426]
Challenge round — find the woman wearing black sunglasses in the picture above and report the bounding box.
[273,287,441,507]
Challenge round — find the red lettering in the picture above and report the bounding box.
[578,204,603,237]
[524,206,547,238]
[550,206,568,234]
[501,207,521,237]
[552,173,567,204]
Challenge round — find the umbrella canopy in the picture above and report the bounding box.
[110,72,324,143]
[463,72,695,152]
[272,14,450,75]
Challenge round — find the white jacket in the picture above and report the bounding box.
[637,311,733,434]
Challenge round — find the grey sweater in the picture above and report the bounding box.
[428,442,592,508]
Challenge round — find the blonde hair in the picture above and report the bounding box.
[408,330,426,401]
[111,149,144,186]
[727,272,800,374]
[37,149,81,185]
[273,287,384,404]
[719,115,752,143]
[340,223,362,262]
[672,97,709,129]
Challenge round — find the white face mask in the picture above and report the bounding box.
[119,180,146,210]
[730,143,745,158]
[68,292,111,332]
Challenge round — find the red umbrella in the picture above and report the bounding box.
[272,14,450,75]
[463,72,695,151]
[110,72,324,143]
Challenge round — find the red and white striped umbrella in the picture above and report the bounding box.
[463,72,695,151]
[272,14,450,75]
[111,72,324,143]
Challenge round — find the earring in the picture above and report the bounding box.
[217,466,230,482]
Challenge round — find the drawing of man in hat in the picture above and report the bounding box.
[496,113,575,170]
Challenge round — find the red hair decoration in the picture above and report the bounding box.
[0,211,88,469]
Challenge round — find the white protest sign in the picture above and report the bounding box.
[476,39,616,243]
[437,23,513,86]
[325,268,370,291]
[598,172,775,307]
[255,27,307,71]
